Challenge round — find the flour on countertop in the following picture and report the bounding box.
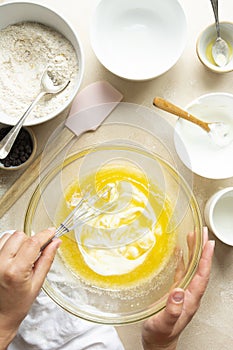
[0,21,79,121]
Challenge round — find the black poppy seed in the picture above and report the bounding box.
[18,145,24,152]
[25,145,31,153]
[11,152,17,159]
[4,161,11,167]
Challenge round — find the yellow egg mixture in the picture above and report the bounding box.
[56,162,177,290]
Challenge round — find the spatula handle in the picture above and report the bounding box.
[153,97,210,132]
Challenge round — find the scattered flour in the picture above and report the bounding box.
[0,21,79,122]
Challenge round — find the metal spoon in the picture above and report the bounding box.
[210,0,229,67]
[0,69,70,160]
[153,97,232,147]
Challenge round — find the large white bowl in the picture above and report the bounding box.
[90,0,187,81]
[0,1,84,126]
[174,93,233,179]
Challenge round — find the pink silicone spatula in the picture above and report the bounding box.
[0,81,123,218]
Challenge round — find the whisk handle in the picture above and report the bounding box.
[40,236,55,252]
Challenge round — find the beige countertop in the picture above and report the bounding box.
[0,0,233,349]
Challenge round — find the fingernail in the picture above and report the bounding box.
[48,227,56,232]
[209,240,215,248]
[54,238,62,248]
[173,291,184,303]
[202,226,208,246]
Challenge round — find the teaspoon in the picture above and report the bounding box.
[0,68,70,160]
[210,0,229,67]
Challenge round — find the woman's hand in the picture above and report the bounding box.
[0,229,61,349]
[142,227,215,350]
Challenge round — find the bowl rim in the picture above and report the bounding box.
[196,21,233,73]
[24,143,203,324]
[0,1,85,126]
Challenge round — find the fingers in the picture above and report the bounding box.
[161,289,185,328]
[0,231,27,259]
[187,239,215,298]
[0,228,61,297]
[16,228,57,266]
[202,226,209,247]
[10,229,61,293]
[0,232,12,250]
[173,248,185,285]
[187,231,195,262]
[32,238,61,291]
[142,288,185,345]
[184,236,215,321]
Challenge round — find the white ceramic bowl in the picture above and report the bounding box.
[174,93,233,179]
[196,22,233,73]
[90,0,187,81]
[204,187,233,246]
[0,1,84,126]
[0,125,37,171]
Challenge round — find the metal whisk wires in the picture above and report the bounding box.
[40,185,113,251]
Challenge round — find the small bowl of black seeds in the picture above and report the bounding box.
[0,126,37,170]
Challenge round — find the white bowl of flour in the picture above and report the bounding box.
[0,1,84,126]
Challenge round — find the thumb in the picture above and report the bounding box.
[161,288,184,328]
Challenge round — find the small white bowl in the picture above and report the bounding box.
[174,92,233,179]
[0,1,84,126]
[196,22,233,73]
[90,0,187,81]
[204,187,233,246]
[0,125,37,171]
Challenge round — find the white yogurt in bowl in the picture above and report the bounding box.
[174,93,233,179]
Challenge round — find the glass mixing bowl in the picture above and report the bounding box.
[24,143,202,325]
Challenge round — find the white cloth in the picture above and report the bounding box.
[8,291,124,350]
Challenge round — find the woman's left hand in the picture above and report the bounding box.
[142,227,215,350]
[0,229,61,349]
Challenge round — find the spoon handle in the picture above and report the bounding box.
[153,97,210,132]
[0,91,45,159]
[210,0,220,38]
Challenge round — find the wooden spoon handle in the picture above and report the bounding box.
[153,97,210,132]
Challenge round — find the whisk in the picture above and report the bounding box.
[40,185,113,252]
